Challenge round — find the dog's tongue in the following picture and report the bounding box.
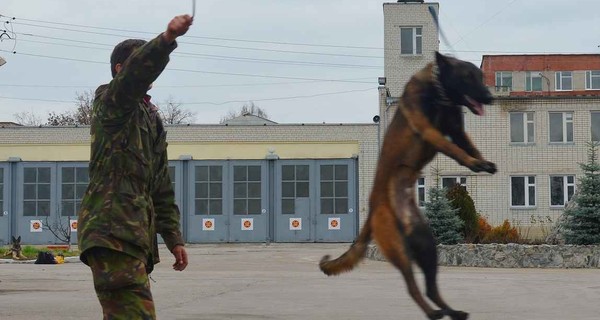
[465,96,484,116]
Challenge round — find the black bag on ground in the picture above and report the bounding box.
[34,251,57,264]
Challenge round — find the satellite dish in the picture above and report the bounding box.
[0,56,6,67]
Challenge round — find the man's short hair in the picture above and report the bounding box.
[110,39,147,77]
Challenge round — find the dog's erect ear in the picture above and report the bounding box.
[17,236,21,243]
[12,236,16,243]
[435,51,448,69]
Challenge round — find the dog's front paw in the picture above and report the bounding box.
[468,159,497,174]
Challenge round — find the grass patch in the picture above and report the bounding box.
[1,245,79,260]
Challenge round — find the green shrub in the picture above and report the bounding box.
[446,184,479,242]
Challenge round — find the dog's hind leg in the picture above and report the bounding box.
[409,223,468,320]
[372,208,444,320]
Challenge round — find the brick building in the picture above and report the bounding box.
[379,1,600,230]
[0,120,379,245]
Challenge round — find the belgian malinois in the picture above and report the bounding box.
[319,52,497,320]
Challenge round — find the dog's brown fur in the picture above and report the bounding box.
[3,236,27,260]
[319,52,497,320]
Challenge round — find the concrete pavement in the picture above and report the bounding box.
[0,243,599,320]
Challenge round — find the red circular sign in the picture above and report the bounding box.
[32,221,41,230]
[71,221,78,230]
[291,220,300,228]
[330,219,339,228]
[243,220,252,228]
[204,220,213,229]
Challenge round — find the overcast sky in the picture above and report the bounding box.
[1,0,599,125]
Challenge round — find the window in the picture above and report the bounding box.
[417,177,425,208]
[586,71,600,90]
[592,112,600,142]
[555,71,573,91]
[233,165,261,215]
[400,27,422,55]
[23,167,51,216]
[195,166,223,215]
[549,112,574,143]
[550,175,575,207]
[442,176,466,189]
[495,72,513,90]
[320,165,348,214]
[60,167,88,216]
[511,176,536,207]
[510,112,535,143]
[281,165,310,214]
[526,72,543,91]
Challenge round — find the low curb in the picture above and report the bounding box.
[0,256,81,264]
[367,243,600,268]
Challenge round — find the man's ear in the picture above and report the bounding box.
[114,63,123,75]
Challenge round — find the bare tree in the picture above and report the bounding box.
[156,96,196,124]
[220,101,269,124]
[73,90,94,125]
[13,111,43,126]
[44,216,73,251]
[46,90,94,126]
[47,111,77,126]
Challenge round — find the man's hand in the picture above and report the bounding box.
[162,15,193,44]
[171,245,188,271]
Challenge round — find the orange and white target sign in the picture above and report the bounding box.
[289,218,302,230]
[202,218,215,231]
[328,217,341,230]
[70,219,78,232]
[241,218,254,231]
[30,220,43,233]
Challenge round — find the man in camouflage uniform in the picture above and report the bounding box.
[78,14,193,319]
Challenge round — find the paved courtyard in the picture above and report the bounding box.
[1,244,599,320]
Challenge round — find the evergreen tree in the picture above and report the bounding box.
[564,142,600,244]
[424,186,463,244]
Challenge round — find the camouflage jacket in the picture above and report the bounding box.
[78,35,184,273]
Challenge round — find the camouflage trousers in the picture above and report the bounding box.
[86,248,156,320]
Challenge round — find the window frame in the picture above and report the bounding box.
[548,111,574,144]
[555,71,573,91]
[510,176,536,208]
[22,167,52,217]
[416,177,425,208]
[281,164,310,215]
[592,111,600,142]
[319,164,349,215]
[59,166,89,217]
[399,26,422,55]
[194,165,224,216]
[526,71,543,92]
[585,70,600,90]
[441,176,467,190]
[549,175,576,208]
[495,71,513,90]
[509,112,535,144]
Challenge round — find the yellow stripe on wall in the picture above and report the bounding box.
[0,142,359,162]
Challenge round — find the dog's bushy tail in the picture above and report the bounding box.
[319,218,372,276]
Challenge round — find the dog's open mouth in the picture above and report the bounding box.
[464,95,485,116]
